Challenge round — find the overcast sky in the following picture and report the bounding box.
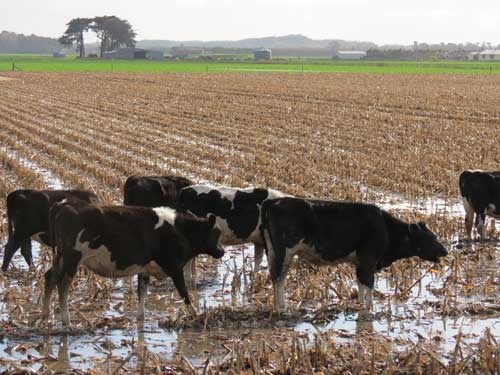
[2,0,499,45]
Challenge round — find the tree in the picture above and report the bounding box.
[91,16,136,57]
[59,18,92,58]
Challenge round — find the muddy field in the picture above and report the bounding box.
[0,72,498,374]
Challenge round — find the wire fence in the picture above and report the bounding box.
[1,58,500,74]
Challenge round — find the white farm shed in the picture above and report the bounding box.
[468,50,500,61]
[335,50,367,60]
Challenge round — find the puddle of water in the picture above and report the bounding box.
[0,237,499,372]
[0,146,65,189]
[354,180,463,217]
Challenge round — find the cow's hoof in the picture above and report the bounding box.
[357,311,374,321]
[186,304,199,318]
[271,306,285,318]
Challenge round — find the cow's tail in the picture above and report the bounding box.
[48,203,59,252]
[260,199,276,257]
[6,198,13,240]
[123,176,137,205]
[5,191,20,240]
[48,200,74,252]
[459,171,468,198]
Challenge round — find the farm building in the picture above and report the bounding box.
[103,47,164,60]
[145,50,165,60]
[254,49,272,61]
[335,50,367,60]
[468,49,500,61]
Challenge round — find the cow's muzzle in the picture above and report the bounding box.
[212,247,225,259]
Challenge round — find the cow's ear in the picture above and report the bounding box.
[207,214,216,228]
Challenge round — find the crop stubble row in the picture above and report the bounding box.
[0,72,498,374]
[1,72,499,203]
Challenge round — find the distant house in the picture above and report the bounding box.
[468,50,500,61]
[335,50,367,60]
[254,49,272,61]
[103,47,148,59]
[52,52,65,58]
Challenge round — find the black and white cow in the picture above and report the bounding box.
[2,189,99,272]
[42,204,224,326]
[459,170,500,239]
[261,197,448,312]
[123,175,193,208]
[123,175,196,282]
[178,184,290,273]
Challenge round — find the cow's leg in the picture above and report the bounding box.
[355,252,376,312]
[475,211,487,239]
[270,247,293,313]
[265,226,288,312]
[57,273,74,327]
[462,198,474,240]
[137,274,150,320]
[253,244,265,274]
[489,218,496,237]
[183,258,196,288]
[56,251,80,327]
[2,235,23,272]
[20,239,33,269]
[357,278,367,305]
[171,270,197,316]
[41,266,58,319]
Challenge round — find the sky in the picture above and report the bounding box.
[2,0,500,45]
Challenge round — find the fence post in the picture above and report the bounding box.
[12,62,14,71]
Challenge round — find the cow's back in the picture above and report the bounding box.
[262,197,388,256]
[6,189,50,232]
[54,205,159,252]
[124,176,193,208]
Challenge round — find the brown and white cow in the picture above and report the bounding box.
[42,204,224,326]
[2,189,98,271]
[123,175,197,283]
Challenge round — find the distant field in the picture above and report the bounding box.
[1,54,500,74]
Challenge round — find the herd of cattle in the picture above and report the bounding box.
[1,170,499,327]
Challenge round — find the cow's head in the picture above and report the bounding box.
[408,222,448,262]
[177,213,224,259]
